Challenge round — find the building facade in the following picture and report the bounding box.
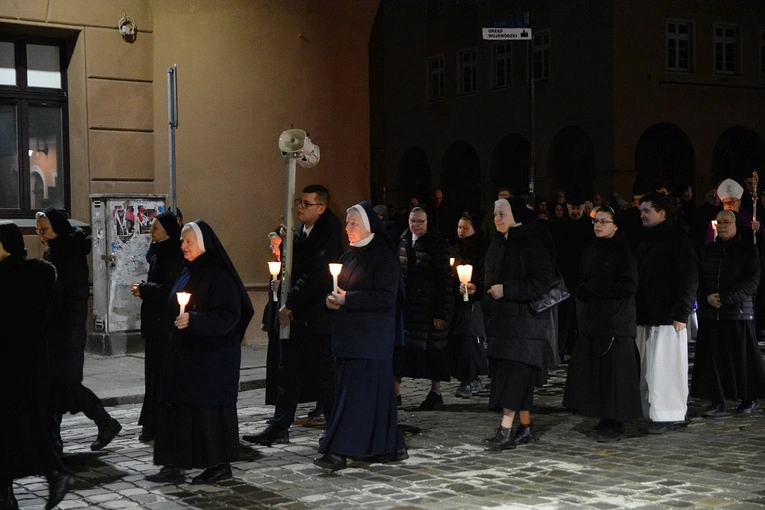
[371,0,765,214]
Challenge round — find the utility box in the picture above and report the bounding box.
[88,194,168,355]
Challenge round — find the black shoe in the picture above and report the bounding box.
[511,423,537,446]
[313,453,346,471]
[594,422,625,442]
[454,382,472,398]
[736,400,759,414]
[702,401,728,418]
[145,466,187,483]
[45,471,75,510]
[242,425,289,446]
[91,418,122,451]
[484,426,515,451]
[418,391,444,411]
[648,421,674,434]
[307,404,323,418]
[471,378,485,394]
[191,463,232,485]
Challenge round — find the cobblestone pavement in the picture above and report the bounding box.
[13,349,765,509]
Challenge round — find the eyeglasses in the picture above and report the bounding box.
[294,199,322,208]
[35,226,51,235]
[409,219,426,225]
[592,219,615,225]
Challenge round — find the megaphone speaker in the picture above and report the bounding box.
[278,129,307,154]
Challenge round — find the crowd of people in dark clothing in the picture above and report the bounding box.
[4,174,765,508]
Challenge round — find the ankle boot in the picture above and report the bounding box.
[45,470,75,510]
[484,426,516,451]
[512,423,537,446]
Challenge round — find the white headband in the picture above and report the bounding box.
[349,204,371,232]
[184,222,206,253]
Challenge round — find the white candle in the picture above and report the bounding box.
[449,257,455,267]
[177,292,191,315]
[456,264,473,302]
[329,263,343,292]
[268,261,281,302]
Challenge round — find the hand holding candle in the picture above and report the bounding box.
[329,263,343,292]
[268,261,281,302]
[456,264,473,302]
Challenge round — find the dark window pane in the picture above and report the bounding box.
[0,105,19,209]
[28,106,63,210]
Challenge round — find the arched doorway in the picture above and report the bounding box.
[711,126,765,186]
[548,126,595,196]
[441,140,481,218]
[634,123,695,191]
[490,134,530,195]
[396,147,431,204]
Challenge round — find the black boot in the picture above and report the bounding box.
[313,453,347,471]
[484,426,515,451]
[45,470,75,510]
[91,418,122,451]
[191,463,232,485]
[242,425,289,446]
[511,423,537,446]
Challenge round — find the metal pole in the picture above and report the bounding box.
[279,155,297,340]
[167,65,178,213]
[528,9,535,204]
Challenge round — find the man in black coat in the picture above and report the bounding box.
[132,211,184,442]
[634,192,698,434]
[243,185,343,445]
[37,208,122,454]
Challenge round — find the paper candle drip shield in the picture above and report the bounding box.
[456,264,473,302]
[177,292,191,315]
[329,263,343,292]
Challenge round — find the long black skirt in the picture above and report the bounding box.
[562,335,643,421]
[690,320,765,401]
[393,346,451,381]
[319,358,405,457]
[447,335,488,382]
[154,404,239,469]
[489,359,538,411]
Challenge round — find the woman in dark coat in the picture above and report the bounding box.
[0,222,75,510]
[315,202,407,471]
[562,206,643,441]
[480,198,553,451]
[448,214,488,398]
[133,211,184,441]
[149,220,254,485]
[36,207,121,453]
[394,206,453,410]
[691,209,765,417]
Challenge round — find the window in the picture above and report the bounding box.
[714,24,739,75]
[760,28,765,76]
[426,55,445,101]
[493,42,512,88]
[457,47,477,95]
[0,38,68,217]
[666,20,694,72]
[533,31,550,81]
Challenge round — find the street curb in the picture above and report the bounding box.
[100,378,267,407]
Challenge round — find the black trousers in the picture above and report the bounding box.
[272,335,336,430]
[138,334,169,437]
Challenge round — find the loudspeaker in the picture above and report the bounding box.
[278,129,308,155]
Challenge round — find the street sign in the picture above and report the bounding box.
[482,27,532,40]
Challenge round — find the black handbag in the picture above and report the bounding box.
[530,268,570,314]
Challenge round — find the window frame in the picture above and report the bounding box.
[457,46,478,96]
[665,18,695,73]
[533,30,550,82]
[713,23,741,76]
[0,35,70,218]
[492,41,512,89]
[425,54,446,101]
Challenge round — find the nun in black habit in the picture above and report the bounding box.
[315,202,407,471]
[0,222,75,510]
[149,220,254,485]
